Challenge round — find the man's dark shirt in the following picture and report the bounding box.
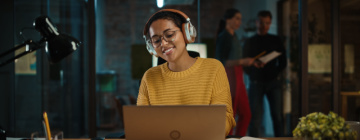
[243,33,287,82]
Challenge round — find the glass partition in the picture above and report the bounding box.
[6,0,90,137]
[340,0,360,122]
[306,0,333,114]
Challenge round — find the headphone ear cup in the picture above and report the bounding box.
[182,22,196,44]
[181,23,190,44]
[189,23,197,39]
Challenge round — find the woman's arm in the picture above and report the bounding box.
[210,64,236,136]
[137,78,150,105]
[225,57,255,67]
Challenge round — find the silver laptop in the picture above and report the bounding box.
[123,105,226,140]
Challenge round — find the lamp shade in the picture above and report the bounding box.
[33,16,81,63]
[45,34,80,63]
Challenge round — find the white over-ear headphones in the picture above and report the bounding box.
[143,9,197,56]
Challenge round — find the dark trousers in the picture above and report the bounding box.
[248,78,283,137]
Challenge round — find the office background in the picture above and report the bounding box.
[1,0,359,138]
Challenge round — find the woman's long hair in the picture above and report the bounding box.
[215,8,241,37]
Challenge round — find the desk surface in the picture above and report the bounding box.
[65,137,294,140]
[7,137,294,140]
[264,138,293,140]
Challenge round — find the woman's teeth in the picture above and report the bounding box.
[164,48,173,53]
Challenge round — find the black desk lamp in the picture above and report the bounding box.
[0,16,81,67]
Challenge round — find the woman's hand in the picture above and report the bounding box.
[240,58,255,67]
[253,60,266,68]
[225,58,265,67]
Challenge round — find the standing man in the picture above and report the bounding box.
[243,10,287,137]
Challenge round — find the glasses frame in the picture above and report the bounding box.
[149,30,180,48]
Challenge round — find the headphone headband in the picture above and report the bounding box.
[143,9,190,36]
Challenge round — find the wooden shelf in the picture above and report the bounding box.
[341,91,360,119]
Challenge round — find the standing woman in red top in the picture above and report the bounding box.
[215,8,254,136]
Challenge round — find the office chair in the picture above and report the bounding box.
[157,50,200,65]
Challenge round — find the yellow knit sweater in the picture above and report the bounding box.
[137,57,236,135]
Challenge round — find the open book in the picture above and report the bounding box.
[258,51,281,63]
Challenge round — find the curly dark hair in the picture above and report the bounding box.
[145,11,187,36]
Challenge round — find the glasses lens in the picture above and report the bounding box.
[151,36,161,48]
[164,30,176,42]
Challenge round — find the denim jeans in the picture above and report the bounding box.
[248,78,283,137]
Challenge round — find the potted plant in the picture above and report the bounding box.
[293,112,357,140]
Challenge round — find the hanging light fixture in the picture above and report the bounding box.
[157,0,164,8]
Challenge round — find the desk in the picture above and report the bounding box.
[341,91,360,119]
[263,138,293,140]
[64,137,294,140]
[6,137,294,140]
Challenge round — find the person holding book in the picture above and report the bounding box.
[243,10,287,137]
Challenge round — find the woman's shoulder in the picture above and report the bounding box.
[198,58,226,78]
[143,64,163,78]
[217,30,231,39]
[200,58,224,69]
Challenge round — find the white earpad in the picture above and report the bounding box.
[189,24,197,38]
[183,22,196,43]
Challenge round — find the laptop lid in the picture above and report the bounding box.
[123,105,226,140]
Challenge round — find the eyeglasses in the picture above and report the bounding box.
[148,30,179,48]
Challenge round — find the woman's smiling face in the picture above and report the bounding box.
[149,19,187,63]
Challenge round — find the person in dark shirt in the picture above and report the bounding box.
[243,10,287,137]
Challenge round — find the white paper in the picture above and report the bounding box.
[6,137,25,140]
[6,138,46,140]
[258,51,281,63]
[226,136,266,140]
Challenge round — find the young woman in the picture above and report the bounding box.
[215,9,253,136]
[215,9,255,67]
[137,9,236,136]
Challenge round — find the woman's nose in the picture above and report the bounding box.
[160,38,169,46]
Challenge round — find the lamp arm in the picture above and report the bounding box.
[0,39,44,67]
